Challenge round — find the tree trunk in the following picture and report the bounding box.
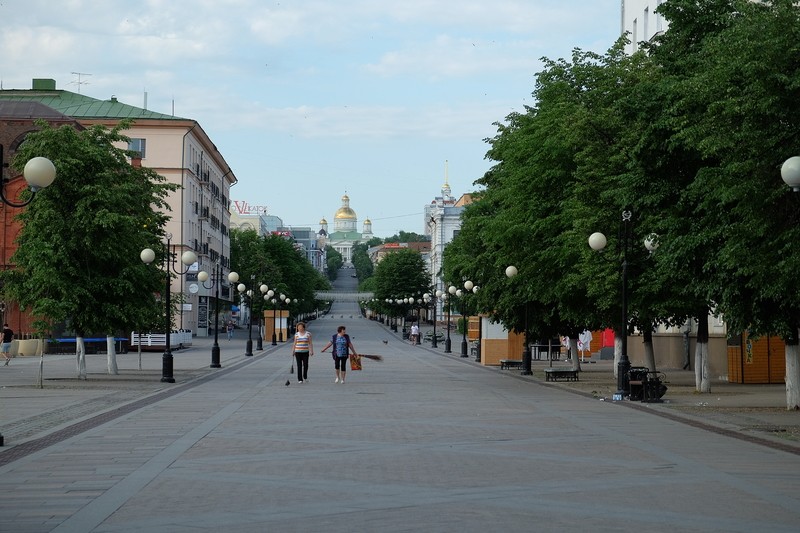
[785,327,800,410]
[642,328,657,372]
[565,338,580,372]
[694,315,710,393]
[138,331,143,371]
[37,339,44,389]
[682,318,692,370]
[76,336,86,380]
[569,338,579,365]
[106,335,118,375]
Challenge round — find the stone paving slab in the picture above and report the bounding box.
[1,307,799,531]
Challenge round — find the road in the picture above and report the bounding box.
[0,270,798,532]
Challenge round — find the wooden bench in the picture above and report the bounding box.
[500,359,523,370]
[544,367,579,382]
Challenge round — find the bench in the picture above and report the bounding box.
[544,367,579,382]
[628,368,668,402]
[500,359,523,370]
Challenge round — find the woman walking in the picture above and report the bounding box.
[321,325,358,384]
[292,322,314,383]
[1,323,13,365]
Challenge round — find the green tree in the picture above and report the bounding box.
[4,121,175,378]
[230,230,330,327]
[384,231,430,243]
[351,243,373,281]
[649,0,800,403]
[371,249,429,321]
[325,245,343,280]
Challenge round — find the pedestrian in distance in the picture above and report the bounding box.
[410,323,420,345]
[226,320,234,340]
[292,321,314,383]
[2,323,13,365]
[320,325,358,384]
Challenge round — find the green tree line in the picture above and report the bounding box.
[443,0,800,407]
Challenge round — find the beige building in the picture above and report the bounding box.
[0,79,238,335]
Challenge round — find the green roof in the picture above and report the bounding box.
[329,231,364,241]
[0,89,186,121]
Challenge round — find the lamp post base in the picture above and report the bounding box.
[460,337,468,357]
[521,347,533,375]
[245,339,253,357]
[615,356,631,400]
[161,352,175,383]
[257,337,263,350]
[444,337,451,353]
[210,344,221,368]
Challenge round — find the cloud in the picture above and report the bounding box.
[364,35,542,80]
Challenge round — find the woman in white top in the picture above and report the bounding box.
[292,322,314,383]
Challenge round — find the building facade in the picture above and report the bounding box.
[0,79,238,336]
[621,0,668,54]
[423,168,473,322]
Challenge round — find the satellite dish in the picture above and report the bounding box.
[189,283,199,294]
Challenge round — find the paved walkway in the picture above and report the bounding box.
[1,300,800,531]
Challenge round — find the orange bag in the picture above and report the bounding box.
[349,354,362,371]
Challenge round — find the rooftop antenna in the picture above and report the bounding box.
[70,72,92,94]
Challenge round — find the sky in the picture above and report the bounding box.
[1,0,622,238]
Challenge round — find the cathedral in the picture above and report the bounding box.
[318,194,373,265]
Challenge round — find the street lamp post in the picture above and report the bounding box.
[238,277,256,356]
[267,290,277,345]
[445,286,456,353]
[460,281,474,358]
[141,235,197,383]
[432,290,442,348]
[0,154,57,207]
[0,155,55,447]
[257,283,268,350]
[781,156,800,191]
[589,211,657,399]
[198,265,239,368]
[505,265,533,375]
[284,297,293,338]
[279,294,288,341]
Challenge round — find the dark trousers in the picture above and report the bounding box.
[295,352,309,380]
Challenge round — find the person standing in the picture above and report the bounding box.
[292,322,314,383]
[226,320,234,340]
[321,325,358,384]
[2,323,14,365]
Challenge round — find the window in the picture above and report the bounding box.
[128,138,146,158]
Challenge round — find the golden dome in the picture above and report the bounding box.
[335,207,356,219]
[320,217,328,225]
[334,193,357,220]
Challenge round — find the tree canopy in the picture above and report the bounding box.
[368,249,430,318]
[444,0,800,355]
[229,229,330,320]
[3,121,175,337]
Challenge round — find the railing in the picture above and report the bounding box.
[130,330,193,349]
